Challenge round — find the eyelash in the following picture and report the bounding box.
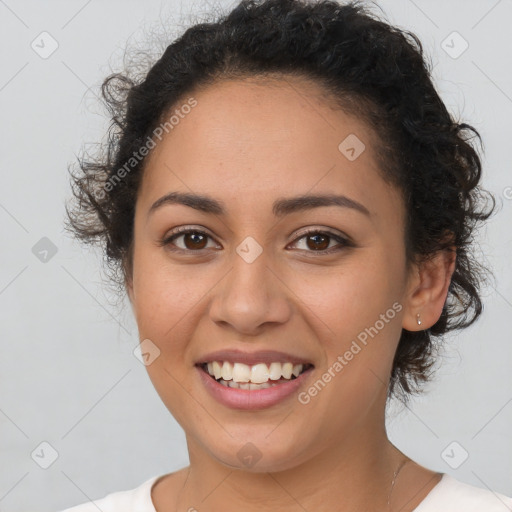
[158,226,353,255]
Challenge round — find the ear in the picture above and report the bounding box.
[402,247,456,331]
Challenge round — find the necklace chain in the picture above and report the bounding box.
[174,458,411,511]
[387,458,411,508]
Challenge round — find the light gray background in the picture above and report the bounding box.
[0,0,511,510]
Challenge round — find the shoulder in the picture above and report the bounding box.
[58,475,160,512]
[415,474,512,512]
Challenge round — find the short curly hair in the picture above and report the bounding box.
[66,0,495,401]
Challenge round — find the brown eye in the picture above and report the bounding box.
[182,232,208,250]
[161,228,219,252]
[306,233,330,251]
[289,230,352,253]
[161,228,351,254]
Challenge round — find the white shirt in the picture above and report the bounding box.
[60,473,512,512]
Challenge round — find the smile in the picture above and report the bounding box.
[200,361,313,390]
[196,357,315,409]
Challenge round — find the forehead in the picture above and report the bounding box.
[139,76,399,220]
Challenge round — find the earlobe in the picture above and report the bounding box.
[403,248,456,331]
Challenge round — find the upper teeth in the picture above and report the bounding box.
[205,361,304,383]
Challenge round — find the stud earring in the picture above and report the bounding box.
[416,313,422,326]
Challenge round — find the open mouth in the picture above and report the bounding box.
[197,361,314,390]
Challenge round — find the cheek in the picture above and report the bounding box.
[288,253,406,402]
[292,251,404,337]
[130,250,205,422]
[131,244,202,332]
[130,252,196,369]
[291,262,404,418]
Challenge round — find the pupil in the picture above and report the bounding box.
[185,232,207,250]
[308,234,329,250]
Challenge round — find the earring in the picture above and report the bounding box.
[416,313,422,326]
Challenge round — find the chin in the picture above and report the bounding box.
[201,430,315,473]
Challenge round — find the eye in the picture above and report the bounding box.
[159,227,220,252]
[159,226,352,255]
[288,229,352,254]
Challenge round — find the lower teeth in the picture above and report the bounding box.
[217,378,289,390]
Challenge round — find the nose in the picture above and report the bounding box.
[208,243,292,336]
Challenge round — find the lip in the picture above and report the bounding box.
[196,364,314,410]
[195,349,313,366]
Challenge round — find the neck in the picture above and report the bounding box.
[178,413,404,511]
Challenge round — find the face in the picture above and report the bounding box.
[127,76,418,472]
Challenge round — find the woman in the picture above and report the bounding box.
[62,0,511,510]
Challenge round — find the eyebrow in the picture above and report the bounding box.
[147,191,370,218]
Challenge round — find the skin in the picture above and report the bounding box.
[126,75,456,511]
